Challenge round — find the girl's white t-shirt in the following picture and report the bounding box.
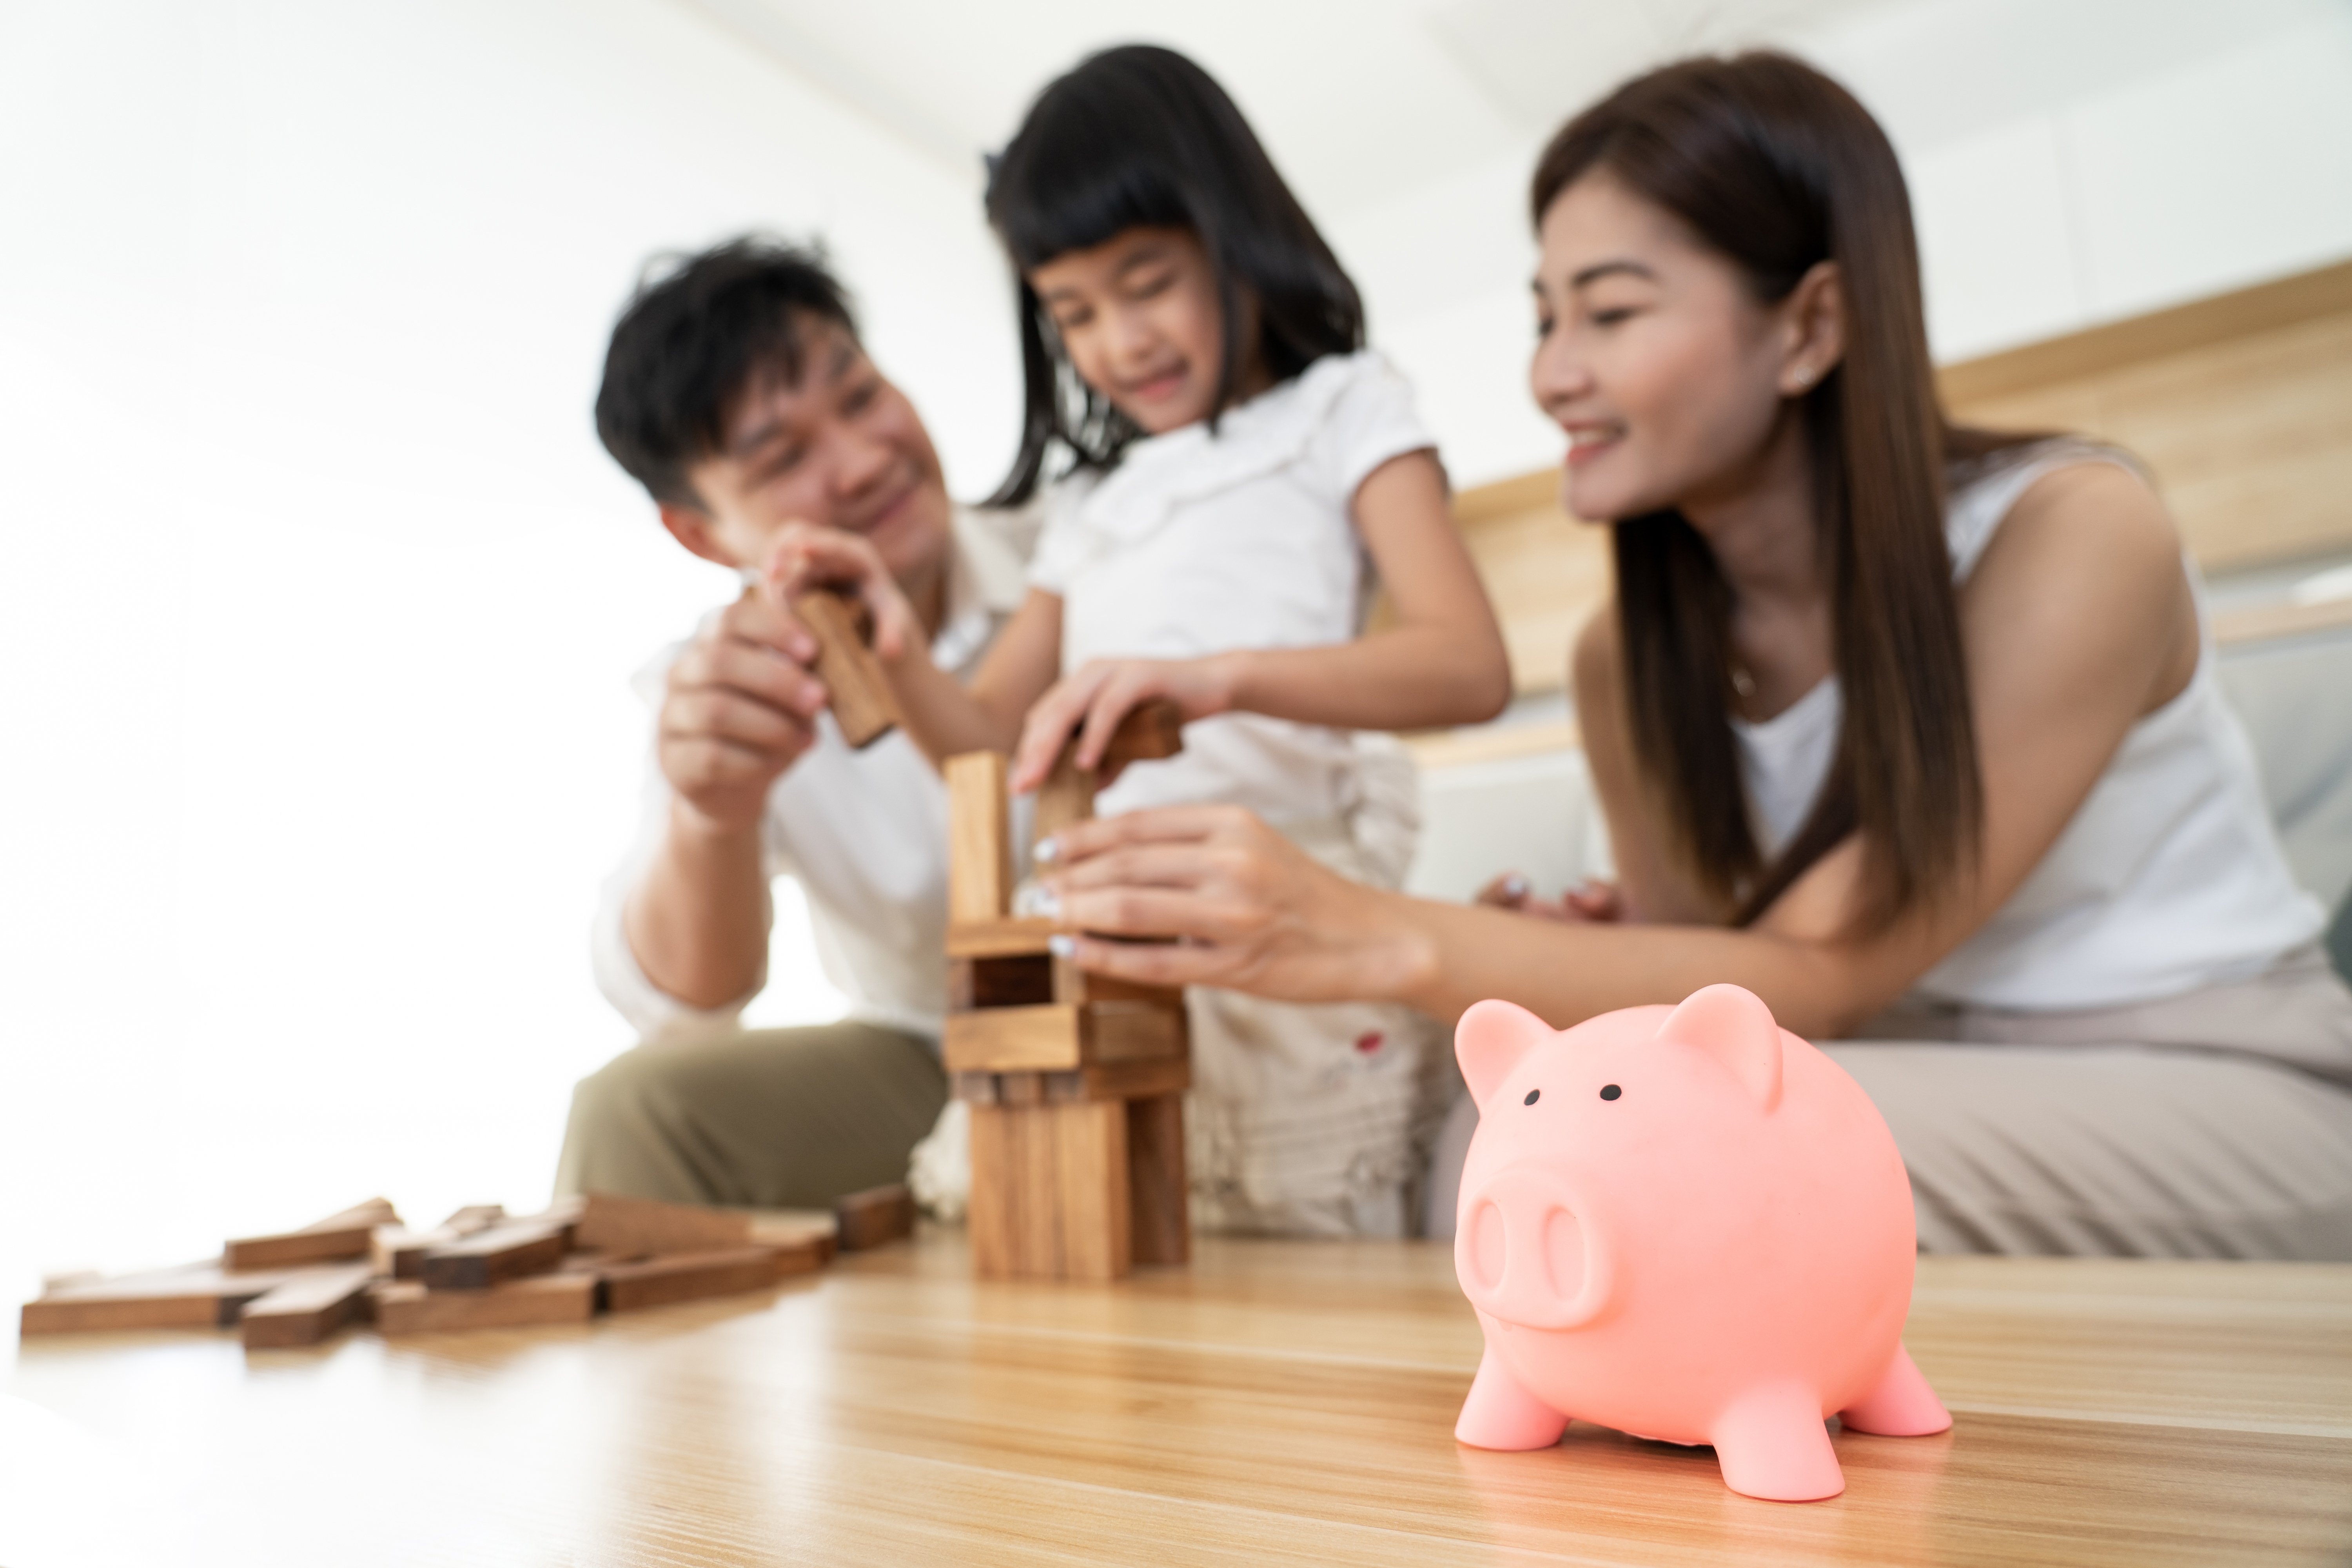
[1029,349,1435,828]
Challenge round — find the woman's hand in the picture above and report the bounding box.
[1473,873,1624,924]
[1037,804,1432,1005]
[1009,655,1241,793]
[762,521,926,663]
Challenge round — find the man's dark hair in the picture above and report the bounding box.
[594,236,857,509]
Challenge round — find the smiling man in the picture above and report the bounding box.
[560,237,1034,1208]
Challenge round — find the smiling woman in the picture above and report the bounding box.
[1039,51,2352,1261]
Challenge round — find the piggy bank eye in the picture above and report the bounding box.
[1599,1084,1622,1101]
[1523,1089,1540,1105]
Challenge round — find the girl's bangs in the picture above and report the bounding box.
[993,150,1194,273]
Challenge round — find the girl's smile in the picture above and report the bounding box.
[1030,226,1263,436]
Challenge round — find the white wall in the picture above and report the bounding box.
[1337,0,2352,488]
[0,0,1016,1291]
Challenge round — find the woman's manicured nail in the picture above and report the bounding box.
[1033,836,1060,864]
[1047,934,1076,958]
[1503,874,1529,898]
[1013,882,1062,919]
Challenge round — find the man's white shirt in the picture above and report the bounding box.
[591,505,1034,1045]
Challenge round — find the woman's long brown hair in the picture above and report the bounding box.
[1534,53,2026,929]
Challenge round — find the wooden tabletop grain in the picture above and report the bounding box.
[6,1233,2350,1566]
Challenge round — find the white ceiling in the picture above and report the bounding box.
[676,0,1902,228]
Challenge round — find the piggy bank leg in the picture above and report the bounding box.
[1837,1343,1952,1437]
[1709,1383,1844,1501]
[1454,1345,1570,1450]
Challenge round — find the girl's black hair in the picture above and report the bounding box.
[982,44,1365,507]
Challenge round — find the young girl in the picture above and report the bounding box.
[772,44,1511,1236]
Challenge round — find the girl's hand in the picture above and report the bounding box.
[762,522,926,663]
[1009,654,1241,793]
[1036,804,1430,1004]
[1473,873,1624,924]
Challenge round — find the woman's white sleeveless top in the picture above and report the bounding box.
[1731,443,2325,1011]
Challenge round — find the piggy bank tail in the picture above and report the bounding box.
[1838,1343,1953,1437]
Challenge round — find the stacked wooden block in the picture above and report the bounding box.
[944,702,1192,1282]
[20,1187,914,1347]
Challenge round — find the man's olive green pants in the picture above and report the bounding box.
[554,1022,945,1208]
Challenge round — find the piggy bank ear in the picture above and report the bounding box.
[1455,999,1557,1109]
[1655,984,1783,1111]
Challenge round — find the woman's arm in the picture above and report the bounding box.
[1041,463,2202,1034]
[1009,450,1510,788]
[766,522,1065,767]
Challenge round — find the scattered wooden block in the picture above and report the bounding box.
[600,1247,795,1312]
[745,1213,838,1268]
[20,1261,303,1336]
[943,1001,1187,1074]
[946,751,1014,922]
[573,1192,752,1261]
[240,1263,377,1351]
[225,1198,400,1270]
[1126,1093,1190,1268]
[833,1184,916,1252]
[794,588,902,748]
[418,1218,568,1290]
[371,1272,599,1336]
[373,1204,508,1279]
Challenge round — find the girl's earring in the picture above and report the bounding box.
[1791,365,1815,390]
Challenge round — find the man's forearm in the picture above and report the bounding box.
[624,799,772,1011]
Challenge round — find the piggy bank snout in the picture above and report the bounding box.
[1455,1163,1610,1331]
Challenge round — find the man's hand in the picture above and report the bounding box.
[1009,655,1239,793]
[764,521,926,664]
[657,590,830,834]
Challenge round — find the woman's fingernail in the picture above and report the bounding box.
[1047,933,1076,958]
[1503,874,1529,898]
[1033,837,1060,864]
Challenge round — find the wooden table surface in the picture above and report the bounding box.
[7,1232,2351,1566]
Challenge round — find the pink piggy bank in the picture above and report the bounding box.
[1452,984,1950,1501]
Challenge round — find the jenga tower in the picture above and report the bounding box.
[942,702,1190,1281]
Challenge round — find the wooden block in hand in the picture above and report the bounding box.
[600,1247,796,1312]
[946,751,1014,923]
[1097,697,1185,774]
[793,588,902,748]
[239,1262,377,1350]
[418,1219,568,1290]
[1031,751,1097,857]
[371,1272,598,1336]
[833,1184,916,1252]
[20,1261,303,1335]
[225,1198,400,1270]
[573,1192,752,1261]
